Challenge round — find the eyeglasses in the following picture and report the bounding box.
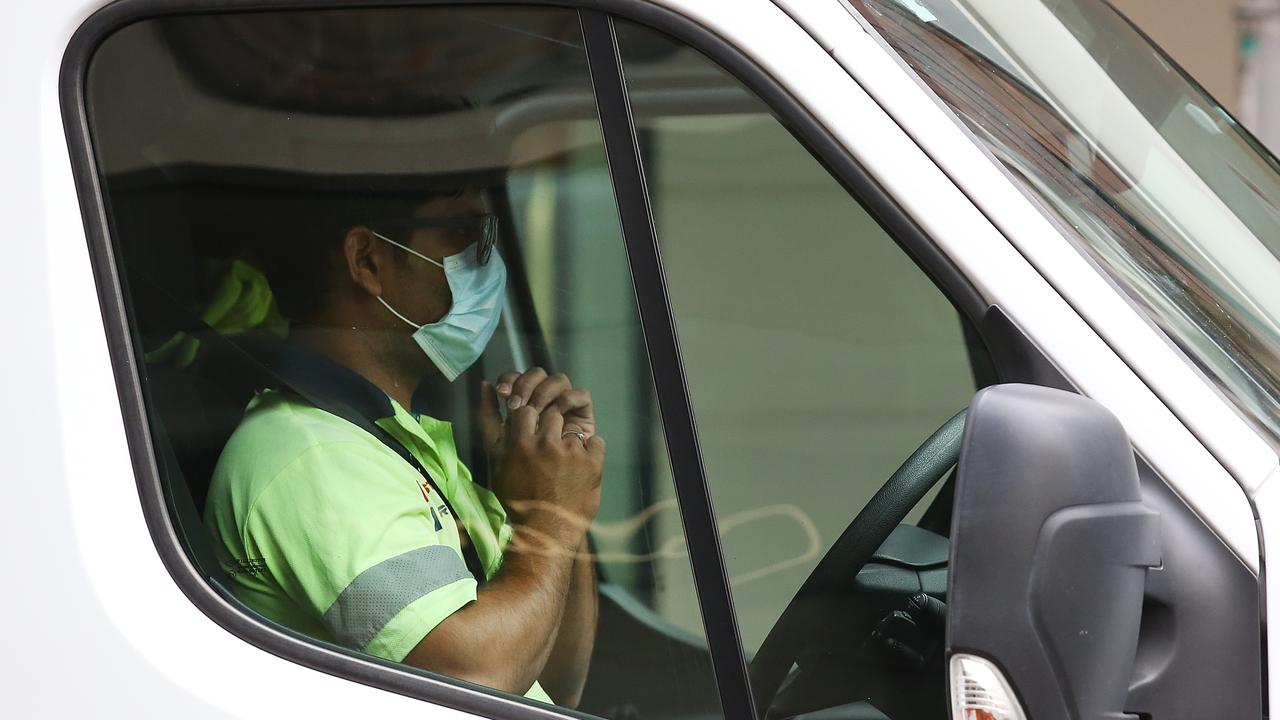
[369,213,499,264]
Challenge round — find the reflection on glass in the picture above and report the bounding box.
[617,15,979,654]
[851,0,1280,445]
[617,19,983,719]
[89,8,721,718]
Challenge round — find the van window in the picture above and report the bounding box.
[617,20,990,717]
[88,8,721,717]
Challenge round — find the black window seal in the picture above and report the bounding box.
[60,0,989,717]
[579,10,755,719]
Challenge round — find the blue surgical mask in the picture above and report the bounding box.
[372,231,507,382]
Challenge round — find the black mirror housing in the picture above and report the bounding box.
[948,384,1160,720]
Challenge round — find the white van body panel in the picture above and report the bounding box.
[2,0,1269,716]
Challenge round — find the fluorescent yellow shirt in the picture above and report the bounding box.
[204,387,550,703]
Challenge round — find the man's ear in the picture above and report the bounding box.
[343,226,385,298]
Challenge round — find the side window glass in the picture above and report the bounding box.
[88,9,721,718]
[617,21,990,717]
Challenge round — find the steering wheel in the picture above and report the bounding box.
[747,409,967,719]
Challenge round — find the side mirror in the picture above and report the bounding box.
[947,384,1160,720]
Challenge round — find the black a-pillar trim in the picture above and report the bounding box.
[578,9,758,720]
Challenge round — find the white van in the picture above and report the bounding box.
[5,0,1275,717]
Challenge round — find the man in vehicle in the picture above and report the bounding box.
[203,185,604,707]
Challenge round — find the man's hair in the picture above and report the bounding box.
[253,178,473,322]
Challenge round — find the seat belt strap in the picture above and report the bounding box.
[129,270,489,582]
[241,342,490,583]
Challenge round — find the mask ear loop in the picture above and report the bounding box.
[376,295,424,330]
[371,230,445,268]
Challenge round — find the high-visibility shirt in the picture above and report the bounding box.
[203,350,551,704]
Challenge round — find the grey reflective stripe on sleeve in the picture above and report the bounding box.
[323,545,473,651]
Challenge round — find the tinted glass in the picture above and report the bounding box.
[89,9,721,718]
[618,20,988,718]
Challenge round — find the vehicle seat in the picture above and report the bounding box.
[144,357,256,582]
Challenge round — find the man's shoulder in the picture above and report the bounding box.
[208,390,396,507]
[228,388,376,454]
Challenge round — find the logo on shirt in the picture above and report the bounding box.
[420,481,451,531]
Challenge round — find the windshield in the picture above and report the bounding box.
[845,0,1280,446]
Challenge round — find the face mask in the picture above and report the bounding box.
[373,231,507,382]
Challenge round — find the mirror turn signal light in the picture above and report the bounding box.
[949,654,1027,720]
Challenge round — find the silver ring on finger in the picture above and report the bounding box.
[561,429,587,444]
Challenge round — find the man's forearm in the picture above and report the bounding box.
[402,514,579,696]
[538,541,598,707]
